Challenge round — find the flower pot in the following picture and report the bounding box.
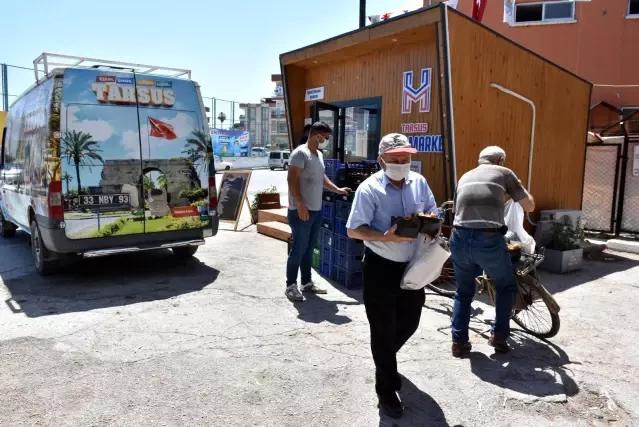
[257,193,281,210]
[541,248,583,274]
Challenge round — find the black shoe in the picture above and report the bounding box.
[488,334,511,353]
[377,392,403,419]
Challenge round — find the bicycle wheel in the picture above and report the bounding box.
[425,260,457,298]
[512,274,560,339]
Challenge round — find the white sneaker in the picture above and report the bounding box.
[301,281,327,294]
[285,284,304,301]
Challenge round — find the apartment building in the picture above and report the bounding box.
[434,0,639,129]
[239,102,271,148]
[264,74,289,150]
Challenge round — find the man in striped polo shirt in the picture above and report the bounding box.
[450,146,535,356]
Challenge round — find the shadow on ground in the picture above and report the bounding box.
[1,234,219,318]
[540,250,639,294]
[291,290,362,325]
[468,333,579,402]
[377,374,456,427]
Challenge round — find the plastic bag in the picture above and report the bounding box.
[504,199,535,254]
[400,237,451,290]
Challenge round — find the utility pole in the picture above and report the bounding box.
[359,0,366,28]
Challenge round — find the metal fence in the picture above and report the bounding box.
[582,141,639,237]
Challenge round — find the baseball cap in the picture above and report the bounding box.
[378,133,417,155]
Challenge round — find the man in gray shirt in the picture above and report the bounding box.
[450,146,535,356]
[285,121,351,301]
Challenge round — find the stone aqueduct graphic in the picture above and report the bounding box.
[98,159,202,208]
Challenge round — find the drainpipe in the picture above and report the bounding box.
[359,0,366,28]
[490,82,537,226]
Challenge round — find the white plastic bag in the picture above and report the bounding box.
[400,237,451,290]
[504,199,535,254]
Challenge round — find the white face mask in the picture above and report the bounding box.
[318,135,330,150]
[382,159,411,181]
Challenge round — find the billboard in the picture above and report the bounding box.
[211,128,250,157]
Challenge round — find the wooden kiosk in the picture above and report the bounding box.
[279,4,592,213]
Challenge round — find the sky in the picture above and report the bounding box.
[1,0,425,123]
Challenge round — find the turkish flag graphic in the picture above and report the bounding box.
[148,117,177,140]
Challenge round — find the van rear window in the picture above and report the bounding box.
[269,152,280,159]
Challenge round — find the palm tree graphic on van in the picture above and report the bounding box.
[61,130,104,195]
[182,130,212,171]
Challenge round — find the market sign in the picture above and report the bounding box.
[409,135,443,153]
[401,122,429,133]
[305,87,325,102]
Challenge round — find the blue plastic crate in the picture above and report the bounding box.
[335,192,355,203]
[335,200,352,221]
[334,234,365,255]
[324,159,342,175]
[319,228,334,247]
[325,170,345,186]
[334,218,348,237]
[319,259,334,280]
[335,268,364,290]
[322,201,335,220]
[321,217,334,231]
[322,191,335,203]
[320,244,333,264]
[333,249,364,273]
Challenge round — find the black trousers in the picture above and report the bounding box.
[363,248,426,397]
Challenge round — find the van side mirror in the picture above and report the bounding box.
[0,127,6,170]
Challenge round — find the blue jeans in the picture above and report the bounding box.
[286,209,322,286]
[450,227,516,344]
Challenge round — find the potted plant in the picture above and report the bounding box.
[541,220,583,273]
[249,185,279,224]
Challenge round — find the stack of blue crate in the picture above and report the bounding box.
[317,159,365,289]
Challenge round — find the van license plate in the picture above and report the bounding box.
[79,194,131,206]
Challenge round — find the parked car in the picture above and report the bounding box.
[268,151,290,170]
[214,156,232,172]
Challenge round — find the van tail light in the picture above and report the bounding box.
[48,181,64,220]
[208,176,218,211]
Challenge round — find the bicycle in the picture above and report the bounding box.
[425,201,562,339]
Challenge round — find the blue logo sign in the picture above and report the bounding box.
[155,81,172,88]
[116,77,134,85]
[408,135,443,153]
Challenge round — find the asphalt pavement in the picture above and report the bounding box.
[0,203,638,426]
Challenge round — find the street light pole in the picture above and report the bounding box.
[359,0,366,28]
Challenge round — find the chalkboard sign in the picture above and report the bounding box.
[217,170,252,230]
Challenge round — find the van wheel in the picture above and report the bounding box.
[225,166,231,170]
[172,245,198,259]
[30,220,56,275]
[270,167,275,171]
[283,163,288,171]
[0,210,16,238]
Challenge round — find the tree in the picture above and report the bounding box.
[157,174,168,191]
[217,112,227,128]
[61,172,73,194]
[144,175,156,190]
[182,130,211,168]
[61,131,104,195]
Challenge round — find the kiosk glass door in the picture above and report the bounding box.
[311,98,381,162]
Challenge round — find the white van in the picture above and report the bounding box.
[268,150,290,170]
[0,54,219,274]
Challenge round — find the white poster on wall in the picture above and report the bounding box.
[410,161,422,174]
[304,87,325,102]
[633,145,639,177]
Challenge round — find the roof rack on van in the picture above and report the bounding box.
[33,52,192,83]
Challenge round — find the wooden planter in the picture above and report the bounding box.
[257,193,281,210]
[541,248,583,274]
